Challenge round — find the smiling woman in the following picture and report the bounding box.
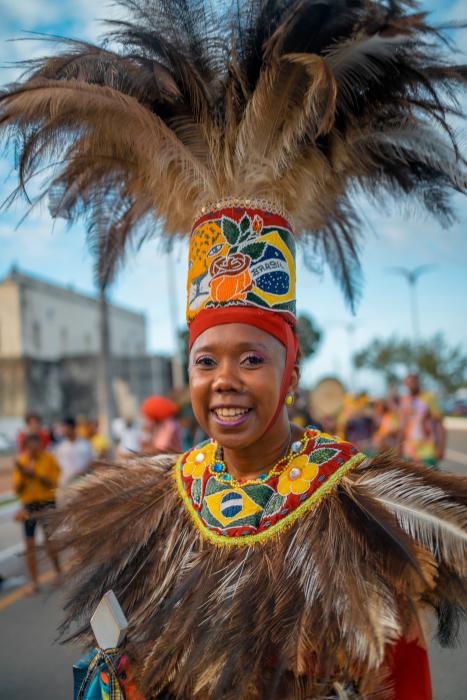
[189,324,296,458]
[2,1,467,699]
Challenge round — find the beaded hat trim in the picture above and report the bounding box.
[194,196,293,225]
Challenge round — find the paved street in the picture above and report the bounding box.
[0,430,466,699]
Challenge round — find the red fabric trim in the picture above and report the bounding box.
[189,307,295,350]
[386,637,432,700]
[192,206,292,234]
[266,320,298,431]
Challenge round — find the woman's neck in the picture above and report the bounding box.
[221,420,303,481]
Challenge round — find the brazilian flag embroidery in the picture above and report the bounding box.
[176,429,365,546]
[202,478,274,530]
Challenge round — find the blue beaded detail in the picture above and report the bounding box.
[318,475,326,482]
[212,462,224,473]
[222,473,232,481]
[307,425,319,431]
[258,473,268,481]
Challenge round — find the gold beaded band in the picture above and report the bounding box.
[194,196,293,228]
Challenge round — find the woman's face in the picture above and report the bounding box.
[189,323,298,449]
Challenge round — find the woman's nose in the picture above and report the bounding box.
[211,360,243,393]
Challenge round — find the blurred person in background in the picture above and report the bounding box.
[116,417,141,459]
[76,415,90,439]
[373,396,400,452]
[55,417,95,486]
[16,413,50,452]
[399,373,446,469]
[342,392,375,453]
[140,395,182,453]
[87,419,111,459]
[12,433,61,593]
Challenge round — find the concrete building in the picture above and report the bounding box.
[0,268,172,421]
[0,268,147,360]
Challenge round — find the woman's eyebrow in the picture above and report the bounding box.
[193,341,270,354]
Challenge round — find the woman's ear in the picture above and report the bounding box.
[289,364,300,394]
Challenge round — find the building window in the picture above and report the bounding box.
[32,321,41,351]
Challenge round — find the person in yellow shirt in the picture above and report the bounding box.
[13,433,62,593]
[87,419,111,459]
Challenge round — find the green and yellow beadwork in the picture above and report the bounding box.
[175,429,366,547]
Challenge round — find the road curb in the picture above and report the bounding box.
[444,417,467,431]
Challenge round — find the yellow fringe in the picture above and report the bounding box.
[173,452,365,547]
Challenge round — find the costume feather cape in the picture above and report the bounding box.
[52,445,467,699]
[1,0,466,298]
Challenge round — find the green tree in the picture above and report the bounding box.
[353,333,467,394]
[296,313,322,363]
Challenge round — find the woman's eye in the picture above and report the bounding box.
[242,354,265,366]
[194,356,216,367]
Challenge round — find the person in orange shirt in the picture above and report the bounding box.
[16,413,50,452]
[13,433,62,593]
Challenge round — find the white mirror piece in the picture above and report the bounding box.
[90,590,128,650]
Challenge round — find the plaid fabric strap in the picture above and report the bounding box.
[77,647,124,700]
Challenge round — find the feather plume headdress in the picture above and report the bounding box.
[1,0,466,301]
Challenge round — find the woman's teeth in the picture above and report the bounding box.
[213,408,250,421]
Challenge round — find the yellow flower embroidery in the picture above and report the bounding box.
[183,443,216,479]
[277,455,319,496]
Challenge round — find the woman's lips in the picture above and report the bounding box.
[210,407,252,428]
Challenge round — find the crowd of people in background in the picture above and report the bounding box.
[11,371,445,593]
[10,400,205,593]
[291,372,446,468]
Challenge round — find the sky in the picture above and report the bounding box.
[0,0,466,393]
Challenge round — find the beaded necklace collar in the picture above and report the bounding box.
[207,431,311,488]
[175,428,366,546]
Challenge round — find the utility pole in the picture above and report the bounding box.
[97,286,115,439]
[387,265,436,341]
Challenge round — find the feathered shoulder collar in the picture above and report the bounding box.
[175,429,365,545]
[54,445,467,699]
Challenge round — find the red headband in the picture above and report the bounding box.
[189,307,298,432]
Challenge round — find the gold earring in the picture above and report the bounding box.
[285,393,294,406]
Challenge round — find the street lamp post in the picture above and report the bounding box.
[387,265,436,341]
